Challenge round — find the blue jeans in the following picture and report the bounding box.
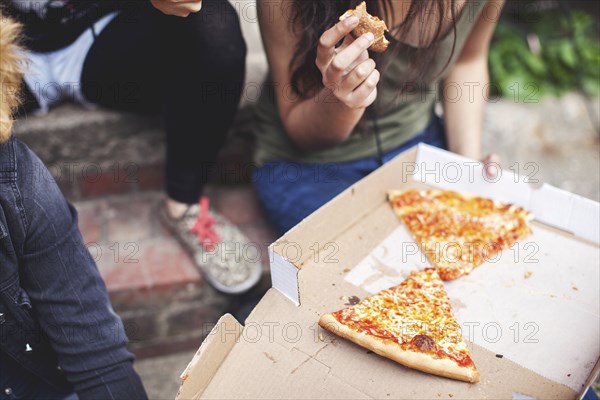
[253,117,448,234]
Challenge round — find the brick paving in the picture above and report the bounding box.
[72,186,278,358]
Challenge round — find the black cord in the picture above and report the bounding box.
[368,107,385,167]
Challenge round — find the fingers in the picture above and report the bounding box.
[347,69,380,109]
[315,19,380,109]
[172,1,202,16]
[323,40,380,109]
[327,33,373,76]
[482,153,501,178]
[317,16,359,55]
[151,0,202,17]
[338,58,376,93]
[316,16,359,70]
[321,33,374,85]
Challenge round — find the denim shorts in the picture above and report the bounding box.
[253,116,448,234]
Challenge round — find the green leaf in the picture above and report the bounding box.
[488,8,600,100]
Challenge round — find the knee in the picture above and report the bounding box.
[183,0,247,64]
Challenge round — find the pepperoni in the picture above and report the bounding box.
[412,335,436,352]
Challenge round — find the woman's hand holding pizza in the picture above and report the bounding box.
[316,16,380,110]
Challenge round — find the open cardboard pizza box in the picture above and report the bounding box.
[176,144,600,400]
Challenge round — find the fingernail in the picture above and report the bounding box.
[364,32,375,42]
[344,16,359,26]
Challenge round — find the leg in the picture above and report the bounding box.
[81,0,247,205]
[253,161,367,234]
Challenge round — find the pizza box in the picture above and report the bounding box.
[176,144,600,400]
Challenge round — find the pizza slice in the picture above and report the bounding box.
[388,189,533,281]
[339,1,390,53]
[319,268,479,383]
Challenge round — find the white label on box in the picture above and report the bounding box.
[270,249,300,305]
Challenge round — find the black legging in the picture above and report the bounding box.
[23,0,247,204]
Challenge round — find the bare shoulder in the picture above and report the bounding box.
[257,0,297,47]
[257,0,302,116]
[457,0,505,61]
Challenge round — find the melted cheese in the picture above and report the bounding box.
[390,190,532,280]
[334,269,475,368]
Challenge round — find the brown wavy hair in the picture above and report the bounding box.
[289,0,458,98]
[0,10,24,143]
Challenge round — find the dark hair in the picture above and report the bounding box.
[289,0,458,99]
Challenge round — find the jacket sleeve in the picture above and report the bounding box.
[14,141,147,399]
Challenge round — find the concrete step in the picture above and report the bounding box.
[14,104,256,200]
[12,0,269,201]
[73,187,277,358]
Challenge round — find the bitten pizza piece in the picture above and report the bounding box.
[388,189,533,281]
[339,1,390,53]
[319,268,479,383]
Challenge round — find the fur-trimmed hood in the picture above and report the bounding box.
[0,11,24,143]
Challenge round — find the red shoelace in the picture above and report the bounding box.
[190,196,220,251]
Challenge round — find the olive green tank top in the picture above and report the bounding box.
[253,0,489,165]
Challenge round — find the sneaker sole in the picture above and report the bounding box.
[159,204,263,295]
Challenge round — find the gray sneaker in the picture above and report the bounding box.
[161,197,262,294]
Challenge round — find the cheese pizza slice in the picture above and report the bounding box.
[388,189,533,281]
[319,268,479,383]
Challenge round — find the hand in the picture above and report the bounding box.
[150,0,202,17]
[316,16,380,109]
[482,153,501,179]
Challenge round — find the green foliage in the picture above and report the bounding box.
[489,9,600,101]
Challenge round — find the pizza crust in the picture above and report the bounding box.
[319,313,480,383]
[339,1,390,53]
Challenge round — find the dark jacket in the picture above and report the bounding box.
[0,137,147,399]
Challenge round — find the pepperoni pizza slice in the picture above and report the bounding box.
[388,189,533,281]
[319,268,479,382]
